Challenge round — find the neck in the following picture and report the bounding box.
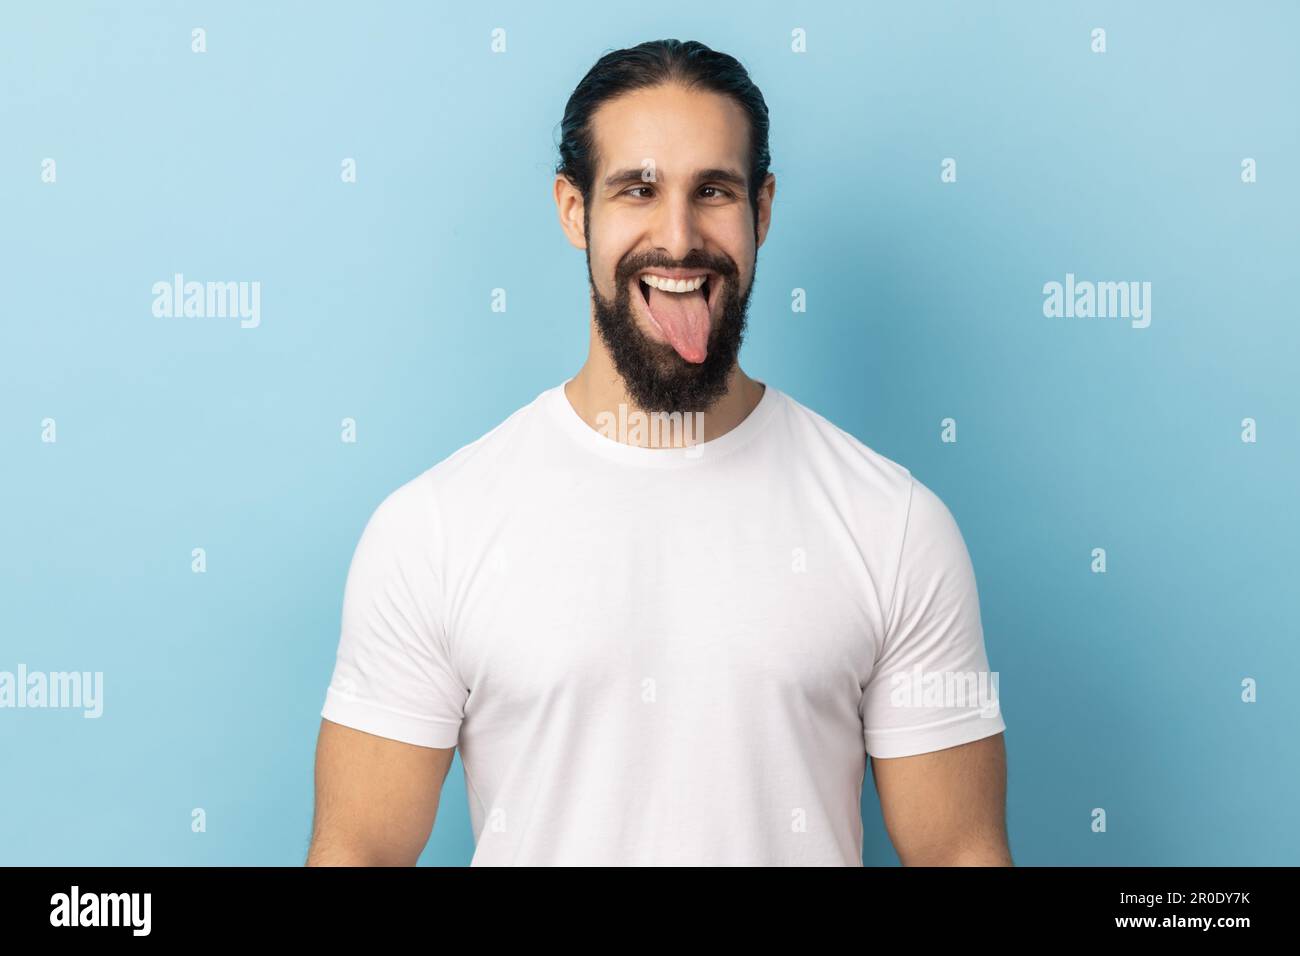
[564,318,765,447]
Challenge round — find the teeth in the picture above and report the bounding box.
[640,274,708,294]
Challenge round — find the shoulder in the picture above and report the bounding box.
[773,387,969,561]
[362,386,553,531]
[773,386,916,508]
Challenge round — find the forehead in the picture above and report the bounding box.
[589,84,750,182]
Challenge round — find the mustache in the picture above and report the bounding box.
[617,256,738,281]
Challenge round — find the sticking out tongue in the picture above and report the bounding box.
[644,281,711,363]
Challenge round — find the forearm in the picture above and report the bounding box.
[898,839,1013,866]
[306,835,419,866]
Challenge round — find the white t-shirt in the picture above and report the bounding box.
[320,381,1006,865]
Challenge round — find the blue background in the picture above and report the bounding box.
[1,1,1296,865]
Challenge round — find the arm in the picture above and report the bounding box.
[306,718,456,866]
[310,479,467,865]
[869,731,1011,866]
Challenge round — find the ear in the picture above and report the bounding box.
[555,175,588,251]
[754,172,776,250]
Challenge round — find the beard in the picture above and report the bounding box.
[588,246,753,414]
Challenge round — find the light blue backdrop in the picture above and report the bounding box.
[2,1,1296,866]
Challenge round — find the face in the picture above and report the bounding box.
[558,84,774,413]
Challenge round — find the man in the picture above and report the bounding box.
[308,39,1010,867]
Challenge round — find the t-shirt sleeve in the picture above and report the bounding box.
[861,474,1006,759]
[320,479,466,749]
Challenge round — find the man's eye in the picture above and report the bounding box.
[622,186,733,199]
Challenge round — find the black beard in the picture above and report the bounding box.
[589,252,752,414]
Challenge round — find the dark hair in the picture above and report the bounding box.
[555,39,771,233]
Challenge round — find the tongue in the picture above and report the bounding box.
[645,284,711,363]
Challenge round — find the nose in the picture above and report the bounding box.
[648,188,704,264]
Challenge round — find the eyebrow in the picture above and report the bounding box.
[603,167,748,192]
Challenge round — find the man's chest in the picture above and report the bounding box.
[442,491,884,715]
